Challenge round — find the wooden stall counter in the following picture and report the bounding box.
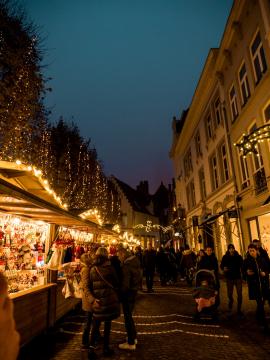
[55,278,81,321]
[11,283,57,346]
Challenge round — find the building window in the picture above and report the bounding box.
[195,131,202,157]
[239,62,250,105]
[219,142,230,183]
[199,167,207,200]
[250,30,267,84]
[205,114,213,139]
[214,98,222,126]
[237,148,250,190]
[250,123,267,195]
[183,148,193,178]
[186,179,196,210]
[264,103,270,122]
[210,153,219,190]
[229,85,239,122]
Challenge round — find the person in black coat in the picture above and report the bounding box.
[143,242,156,292]
[117,246,141,351]
[220,244,243,314]
[243,243,270,332]
[88,247,120,358]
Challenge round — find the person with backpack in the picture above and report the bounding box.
[88,247,120,358]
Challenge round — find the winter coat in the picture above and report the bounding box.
[181,250,197,269]
[89,256,120,321]
[197,254,219,273]
[143,249,156,271]
[197,253,219,289]
[243,254,270,301]
[220,251,243,280]
[80,254,95,312]
[121,255,141,300]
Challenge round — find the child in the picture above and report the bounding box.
[193,280,217,313]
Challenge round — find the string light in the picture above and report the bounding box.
[235,124,270,156]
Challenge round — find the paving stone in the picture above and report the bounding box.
[18,279,270,360]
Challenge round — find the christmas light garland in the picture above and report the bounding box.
[235,124,270,157]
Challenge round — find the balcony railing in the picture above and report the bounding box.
[253,167,268,195]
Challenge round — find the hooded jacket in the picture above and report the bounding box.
[220,251,243,280]
[121,254,141,296]
[89,255,120,321]
[80,253,95,312]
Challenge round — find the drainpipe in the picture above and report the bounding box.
[222,103,245,255]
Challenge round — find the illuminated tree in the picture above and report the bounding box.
[0,0,49,163]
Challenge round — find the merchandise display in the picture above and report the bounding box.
[0,214,49,293]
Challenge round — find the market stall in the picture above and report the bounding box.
[0,161,101,345]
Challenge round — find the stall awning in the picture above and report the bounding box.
[0,177,101,230]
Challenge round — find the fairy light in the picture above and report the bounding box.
[13,160,68,209]
[235,124,270,156]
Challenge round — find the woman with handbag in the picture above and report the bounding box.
[89,247,120,358]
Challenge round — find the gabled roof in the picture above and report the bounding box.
[113,177,152,215]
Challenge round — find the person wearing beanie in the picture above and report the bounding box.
[220,244,243,315]
[88,247,120,358]
[80,250,96,349]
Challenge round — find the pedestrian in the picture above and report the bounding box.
[80,251,96,349]
[117,245,141,350]
[88,247,120,358]
[220,244,243,315]
[134,246,144,290]
[0,272,20,360]
[156,247,169,286]
[243,243,270,333]
[181,245,197,285]
[143,242,156,292]
[197,246,220,306]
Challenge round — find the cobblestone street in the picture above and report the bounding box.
[19,279,270,360]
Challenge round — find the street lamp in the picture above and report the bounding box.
[235,123,270,156]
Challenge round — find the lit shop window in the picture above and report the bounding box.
[250,30,267,84]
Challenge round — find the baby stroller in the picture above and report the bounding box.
[193,269,218,320]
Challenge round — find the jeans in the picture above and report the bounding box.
[82,311,93,346]
[226,278,242,311]
[90,318,111,350]
[122,291,137,345]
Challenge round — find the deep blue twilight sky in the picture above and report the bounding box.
[22,0,233,193]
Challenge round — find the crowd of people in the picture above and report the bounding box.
[1,238,270,360]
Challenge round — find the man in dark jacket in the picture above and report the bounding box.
[198,246,220,306]
[143,242,156,292]
[117,246,141,351]
[220,244,243,314]
[243,243,270,332]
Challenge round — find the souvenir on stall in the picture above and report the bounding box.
[0,214,49,293]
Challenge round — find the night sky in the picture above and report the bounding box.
[22,0,233,193]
